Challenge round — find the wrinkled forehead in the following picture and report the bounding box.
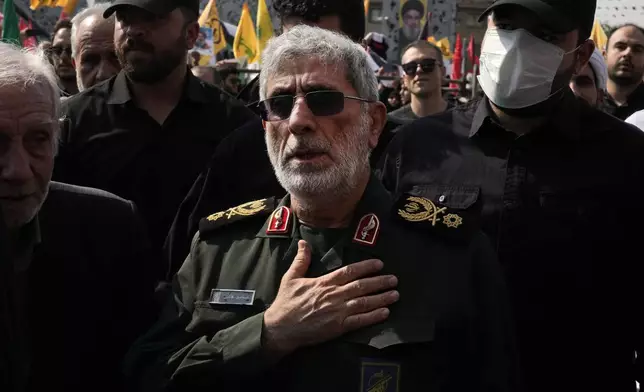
[265,57,355,97]
[0,82,56,123]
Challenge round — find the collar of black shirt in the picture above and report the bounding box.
[603,82,644,109]
[469,89,582,141]
[106,69,211,106]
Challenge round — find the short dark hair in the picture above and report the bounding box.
[272,0,365,43]
[51,18,72,40]
[401,0,424,17]
[606,23,644,48]
[402,40,443,65]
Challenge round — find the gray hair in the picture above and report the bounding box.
[71,2,113,59]
[259,25,379,102]
[0,43,61,143]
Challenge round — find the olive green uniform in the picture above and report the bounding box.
[126,178,516,392]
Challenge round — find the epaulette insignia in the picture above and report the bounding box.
[393,194,474,242]
[199,198,275,234]
[266,206,292,235]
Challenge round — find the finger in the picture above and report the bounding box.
[323,259,384,286]
[282,240,311,281]
[340,275,398,299]
[345,290,399,315]
[342,308,390,332]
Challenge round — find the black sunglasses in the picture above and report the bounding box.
[51,45,72,57]
[255,90,374,122]
[402,59,438,76]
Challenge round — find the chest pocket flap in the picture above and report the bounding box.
[409,184,480,209]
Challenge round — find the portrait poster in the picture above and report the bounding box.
[194,26,216,66]
[398,0,428,51]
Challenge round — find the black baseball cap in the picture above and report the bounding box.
[103,0,199,18]
[478,0,597,39]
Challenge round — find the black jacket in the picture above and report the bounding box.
[1,182,158,392]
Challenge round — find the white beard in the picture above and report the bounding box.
[266,111,372,200]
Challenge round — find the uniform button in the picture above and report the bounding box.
[439,195,446,203]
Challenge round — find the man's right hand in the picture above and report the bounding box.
[263,240,399,357]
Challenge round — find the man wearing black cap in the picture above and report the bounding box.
[53,0,255,258]
[378,1,644,391]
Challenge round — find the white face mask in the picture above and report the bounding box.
[477,28,574,109]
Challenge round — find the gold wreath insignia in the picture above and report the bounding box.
[398,196,447,226]
[206,199,267,222]
[442,213,463,228]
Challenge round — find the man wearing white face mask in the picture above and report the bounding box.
[377,1,644,392]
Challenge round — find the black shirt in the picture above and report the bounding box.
[377,91,644,392]
[601,82,644,120]
[54,71,255,254]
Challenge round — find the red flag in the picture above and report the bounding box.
[19,18,36,47]
[59,11,68,20]
[450,33,462,91]
[467,33,479,74]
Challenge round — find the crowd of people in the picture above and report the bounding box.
[1,0,644,391]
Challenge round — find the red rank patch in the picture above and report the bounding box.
[266,206,291,235]
[353,213,380,246]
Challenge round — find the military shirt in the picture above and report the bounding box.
[127,178,516,392]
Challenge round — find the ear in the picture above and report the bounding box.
[575,39,595,75]
[185,21,200,49]
[368,101,387,149]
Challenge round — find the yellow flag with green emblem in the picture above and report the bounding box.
[198,0,227,55]
[233,3,259,64]
[256,0,273,60]
[590,19,607,51]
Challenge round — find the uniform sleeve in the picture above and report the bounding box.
[124,234,279,392]
[469,232,520,392]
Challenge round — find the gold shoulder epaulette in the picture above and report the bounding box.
[199,198,276,234]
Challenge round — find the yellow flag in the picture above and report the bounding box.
[590,19,608,51]
[364,0,369,15]
[30,0,77,13]
[256,0,273,60]
[233,3,259,63]
[428,36,452,59]
[198,0,227,55]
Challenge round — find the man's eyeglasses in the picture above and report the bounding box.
[255,90,374,122]
[402,59,438,76]
[51,45,72,57]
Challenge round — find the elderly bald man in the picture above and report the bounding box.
[71,3,120,91]
[0,43,156,391]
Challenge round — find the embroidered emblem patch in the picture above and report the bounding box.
[266,206,292,235]
[353,213,380,246]
[360,359,400,392]
[206,199,268,222]
[199,198,275,234]
[397,196,463,229]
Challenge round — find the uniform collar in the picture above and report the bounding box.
[256,176,393,253]
[107,68,211,105]
[469,89,582,141]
